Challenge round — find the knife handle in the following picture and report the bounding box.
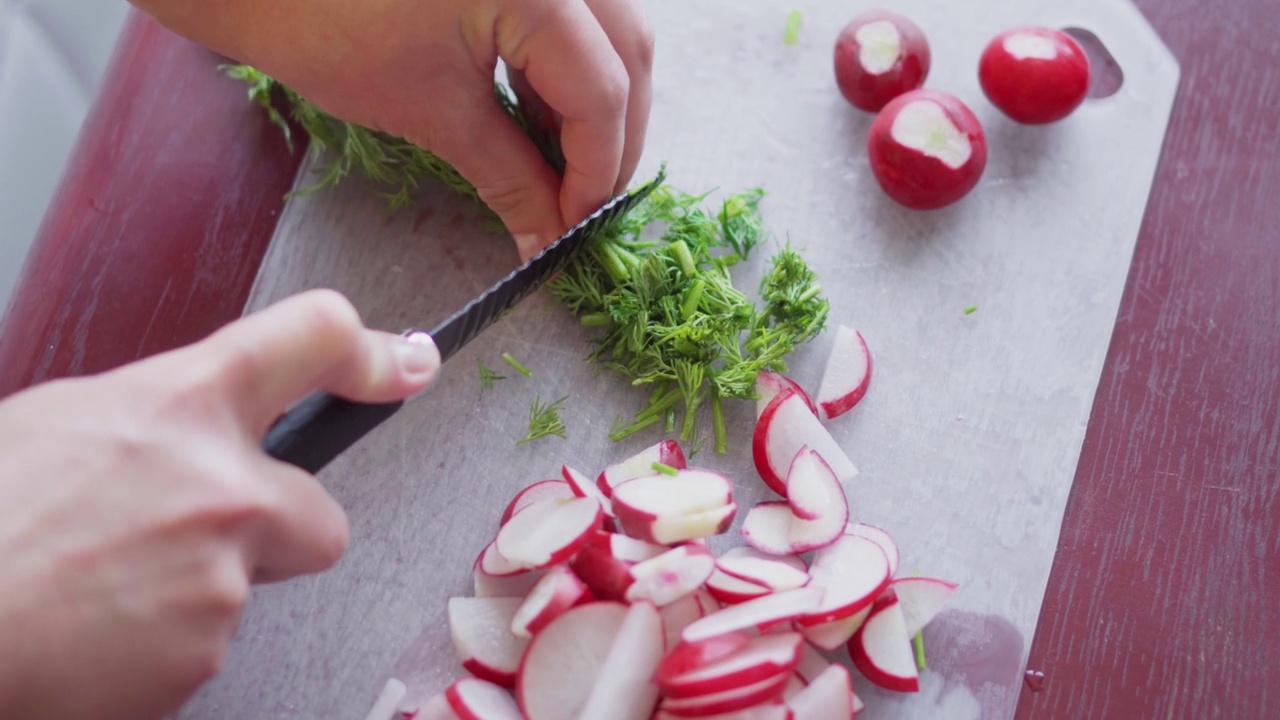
[263,391,404,474]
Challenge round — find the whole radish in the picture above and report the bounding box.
[979,25,1091,124]
[833,10,931,112]
[866,89,988,210]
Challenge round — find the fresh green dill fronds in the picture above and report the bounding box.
[502,352,533,377]
[517,395,569,445]
[478,359,505,394]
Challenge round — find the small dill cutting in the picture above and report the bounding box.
[502,352,534,377]
[517,395,569,446]
[477,359,505,394]
[784,10,803,45]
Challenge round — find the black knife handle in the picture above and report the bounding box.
[263,391,404,474]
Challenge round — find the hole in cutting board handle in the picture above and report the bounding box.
[1061,26,1125,99]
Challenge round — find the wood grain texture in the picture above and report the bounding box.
[0,10,301,398]
[1016,0,1280,716]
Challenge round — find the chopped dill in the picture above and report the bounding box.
[502,352,533,377]
[651,462,679,476]
[964,305,978,316]
[516,395,569,446]
[477,359,505,394]
[784,11,803,45]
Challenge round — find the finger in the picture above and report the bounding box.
[248,459,350,583]
[580,0,655,192]
[499,0,629,226]
[194,289,441,435]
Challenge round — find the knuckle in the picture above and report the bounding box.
[292,289,364,342]
[596,64,631,116]
[475,174,546,217]
[632,19,657,73]
[203,554,251,617]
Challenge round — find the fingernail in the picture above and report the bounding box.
[395,332,440,379]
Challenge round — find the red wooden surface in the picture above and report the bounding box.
[0,10,301,398]
[2,1,1278,717]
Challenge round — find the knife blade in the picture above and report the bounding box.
[261,169,664,474]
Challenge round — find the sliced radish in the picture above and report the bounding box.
[494,496,602,570]
[510,564,591,638]
[578,601,665,720]
[613,470,735,540]
[656,632,755,685]
[740,502,797,556]
[814,326,872,421]
[755,371,818,419]
[658,672,792,717]
[716,547,810,592]
[500,479,574,525]
[740,493,846,556]
[655,705,791,720]
[660,591,713,652]
[753,392,858,497]
[706,568,772,605]
[627,543,717,607]
[476,540,526,578]
[448,597,529,688]
[783,672,807,701]
[979,25,1091,124]
[843,523,899,578]
[650,504,737,545]
[473,565,545,598]
[562,464,615,517]
[516,601,630,719]
[661,631,804,699]
[608,532,670,563]
[569,535,637,601]
[682,586,826,644]
[797,605,871,651]
[833,9,931,112]
[597,439,687,496]
[794,642,831,684]
[415,693,462,720]
[786,664,857,719]
[890,576,959,636]
[363,678,407,720]
[797,535,891,626]
[848,595,919,692]
[445,678,523,720]
[867,88,987,210]
[784,450,849,551]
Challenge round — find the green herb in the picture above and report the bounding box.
[964,305,978,315]
[477,359,505,393]
[651,462,679,476]
[517,395,569,446]
[913,630,927,670]
[784,10,803,45]
[502,352,534,377]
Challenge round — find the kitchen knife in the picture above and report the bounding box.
[262,169,664,474]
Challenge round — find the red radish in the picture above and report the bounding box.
[494,496,602,569]
[516,602,630,719]
[797,535,891,626]
[707,568,773,605]
[661,591,715,652]
[660,632,804,699]
[867,88,987,210]
[597,439,687,496]
[843,523,899,578]
[510,565,591,638]
[716,547,810,592]
[448,597,529,688]
[756,371,818,419]
[833,10,931,112]
[814,326,873,420]
[578,601,666,720]
[890,576,959,636]
[795,643,831,685]
[500,480,573,524]
[656,632,755,684]
[848,595,919,692]
[783,449,849,550]
[979,25,1091,124]
[476,540,527,578]
[784,672,808,701]
[655,705,791,720]
[613,470,737,544]
[740,495,846,556]
[627,543,717,607]
[473,563,545,598]
[658,672,792,717]
[786,664,858,719]
[363,678,407,720]
[797,605,871,651]
[609,532,670,563]
[415,693,462,720]
[562,464,615,517]
[445,678,523,720]
[682,586,826,644]
[753,391,858,497]
[569,536,640,601]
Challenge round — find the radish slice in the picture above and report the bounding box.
[627,543,717,607]
[597,439,687,496]
[569,536,637,601]
[797,605,871,651]
[516,602,630,719]
[577,601,665,720]
[797,535,891,626]
[476,540,526,578]
[794,642,831,684]
[656,632,755,685]
[650,504,738,545]
[660,591,712,652]
[500,480,573,525]
[753,392,858,497]
[510,564,590,638]
[755,371,818,419]
[448,597,529,688]
[607,532,669,563]
[716,547,810,591]
[784,449,849,550]
[786,664,858,719]
[844,523,900,578]
[562,465,615,517]
[658,672,792,717]
[682,586,826,644]
[416,693,462,720]
[890,576,959,636]
[445,678,523,720]
[848,595,919,692]
[814,326,872,421]
[740,502,796,556]
[363,678,407,720]
[613,471,734,527]
[706,568,772,605]
[494,497,602,570]
[783,672,807,700]
[473,565,545,598]
[660,631,804,699]
[656,706,791,720]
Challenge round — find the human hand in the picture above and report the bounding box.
[0,290,439,719]
[134,0,655,261]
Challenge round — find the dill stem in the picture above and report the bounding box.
[681,279,706,321]
[593,243,631,284]
[796,284,823,305]
[711,389,728,455]
[580,312,611,327]
[502,352,533,377]
[669,240,699,278]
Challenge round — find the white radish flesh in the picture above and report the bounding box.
[753,392,858,497]
[848,596,919,692]
[649,504,737,545]
[362,678,407,720]
[577,601,665,720]
[448,597,529,688]
[682,586,826,644]
[844,523,900,578]
[783,450,849,552]
[626,544,717,607]
[510,564,590,638]
[786,664,857,719]
[891,576,959,636]
[740,503,796,555]
[597,439,687,496]
[494,496,602,569]
[798,535,891,626]
[784,672,808,700]
[445,678,523,720]
[797,606,871,651]
[416,693,462,720]
[706,568,772,605]
[755,371,818,419]
[561,465,615,517]
[815,326,872,421]
[658,672,792,717]
[612,471,734,521]
[660,591,711,652]
[476,540,526,578]
[794,642,831,684]
[716,547,810,591]
[661,631,804,699]
[655,704,791,720]
[500,479,574,525]
[516,602,630,719]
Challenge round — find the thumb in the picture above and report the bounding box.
[192,289,440,435]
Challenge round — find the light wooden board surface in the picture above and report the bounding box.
[178,0,1178,717]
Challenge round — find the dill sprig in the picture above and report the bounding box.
[502,352,534,378]
[477,359,505,394]
[517,395,569,446]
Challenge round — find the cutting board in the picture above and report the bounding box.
[177,0,1178,717]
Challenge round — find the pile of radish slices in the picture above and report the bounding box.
[366,326,958,720]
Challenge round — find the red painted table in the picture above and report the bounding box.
[2,4,1277,717]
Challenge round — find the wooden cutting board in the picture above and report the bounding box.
[177,0,1178,717]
